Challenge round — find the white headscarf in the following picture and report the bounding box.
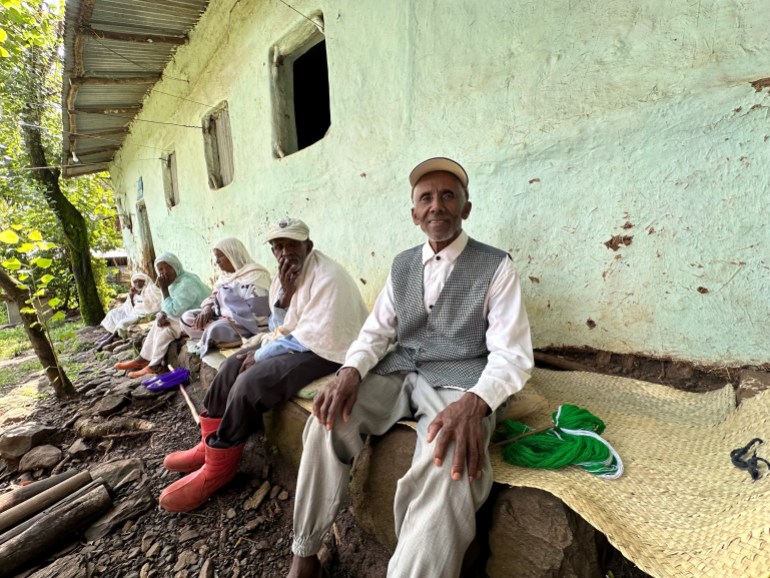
[214,237,270,286]
[129,271,162,315]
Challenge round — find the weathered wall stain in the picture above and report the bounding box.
[604,235,633,251]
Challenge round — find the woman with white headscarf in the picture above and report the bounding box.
[97,272,162,350]
[181,238,271,357]
[115,252,210,379]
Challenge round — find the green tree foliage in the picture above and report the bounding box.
[0,225,76,399]
[0,0,120,321]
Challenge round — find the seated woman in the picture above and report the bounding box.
[97,272,162,351]
[181,238,271,358]
[115,252,210,379]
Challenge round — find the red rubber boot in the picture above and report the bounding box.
[159,441,244,512]
[162,413,222,473]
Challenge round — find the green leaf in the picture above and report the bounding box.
[0,28,7,43]
[28,230,43,241]
[32,257,52,269]
[10,224,23,231]
[19,307,36,314]
[47,297,61,308]
[2,257,21,270]
[0,229,19,244]
[50,311,66,322]
[0,46,9,58]
[37,241,57,250]
[39,274,54,285]
[16,242,34,253]
[14,283,28,290]
[34,288,45,297]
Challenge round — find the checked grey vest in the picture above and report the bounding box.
[372,238,508,389]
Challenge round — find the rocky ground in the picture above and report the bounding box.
[1,325,764,578]
[0,326,390,578]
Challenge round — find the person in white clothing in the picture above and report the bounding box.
[181,237,272,357]
[157,218,369,513]
[97,272,162,351]
[287,157,534,578]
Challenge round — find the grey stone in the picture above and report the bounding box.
[244,480,271,511]
[173,550,198,572]
[486,487,602,578]
[0,422,56,459]
[737,369,770,404]
[198,559,215,578]
[85,483,154,541]
[67,438,90,455]
[90,457,144,490]
[19,444,61,471]
[92,394,130,417]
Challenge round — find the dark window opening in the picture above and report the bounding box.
[293,40,330,151]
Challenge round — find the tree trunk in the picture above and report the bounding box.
[0,270,76,400]
[21,122,105,326]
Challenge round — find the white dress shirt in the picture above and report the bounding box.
[343,231,534,412]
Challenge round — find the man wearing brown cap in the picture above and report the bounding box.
[288,159,534,577]
[158,218,368,513]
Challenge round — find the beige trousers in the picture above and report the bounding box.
[291,372,496,578]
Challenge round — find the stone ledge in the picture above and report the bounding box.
[177,345,603,578]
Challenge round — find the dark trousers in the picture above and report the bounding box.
[203,345,339,444]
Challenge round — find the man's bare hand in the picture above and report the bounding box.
[427,393,490,482]
[236,350,256,374]
[313,367,361,430]
[156,312,170,327]
[277,257,300,308]
[194,306,214,330]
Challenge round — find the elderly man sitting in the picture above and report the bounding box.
[288,158,534,578]
[158,218,369,513]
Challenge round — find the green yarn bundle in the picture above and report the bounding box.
[497,404,624,479]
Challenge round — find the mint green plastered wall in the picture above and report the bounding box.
[111,0,770,365]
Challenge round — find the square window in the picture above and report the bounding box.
[162,152,180,208]
[202,103,234,189]
[271,15,330,157]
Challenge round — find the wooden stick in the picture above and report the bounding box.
[534,351,595,373]
[0,471,92,534]
[0,470,79,515]
[0,483,112,577]
[168,365,199,425]
[490,425,553,449]
[179,384,200,425]
[0,479,104,547]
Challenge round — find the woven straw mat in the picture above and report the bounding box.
[294,368,770,578]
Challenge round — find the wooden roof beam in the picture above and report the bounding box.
[78,26,187,45]
[70,75,161,86]
[72,146,121,158]
[69,106,142,115]
[68,128,129,144]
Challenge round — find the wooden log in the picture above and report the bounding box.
[0,480,103,546]
[0,470,78,514]
[0,483,112,577]
[534,351,596,373]
[0,471,91,534]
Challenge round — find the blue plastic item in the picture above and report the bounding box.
[142,367,191,392]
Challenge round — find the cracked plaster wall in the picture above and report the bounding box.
[110,0,770,365]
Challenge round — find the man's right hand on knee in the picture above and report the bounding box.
[313,367,361,430]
